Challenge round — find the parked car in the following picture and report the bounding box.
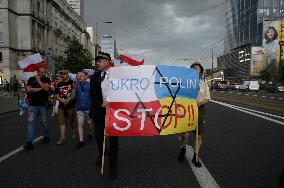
[229,83,241,90]
[216,81,229,91]
[266,82,284,92]
[239,81,260,91]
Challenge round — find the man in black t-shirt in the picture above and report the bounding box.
[23,67,51,151]
[55,68,76,145]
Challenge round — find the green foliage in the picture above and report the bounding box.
[61,37,93,73]
[204,68,219,76]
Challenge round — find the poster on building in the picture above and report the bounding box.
[250,47,268,76]
[250,21,284,76]
[262,21,284,66]
[105,65,199,136]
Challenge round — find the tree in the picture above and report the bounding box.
[204,68,219,76]
[259,67,271,81]
[61,37,93,73]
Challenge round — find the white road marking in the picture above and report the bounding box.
[0,136,43,163]
[185,145,220,188]
[245,94,249,96]
[279,98,283,100]
[211,100,284,125]
[253,95,258,97]
[229,92,233,94]
[262,96,266,98]
[211,100,284,120]
[238,93,241,95]
[270,97,275,99]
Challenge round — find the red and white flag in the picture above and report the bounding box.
[18,53,46,72]
[115,53,144,67]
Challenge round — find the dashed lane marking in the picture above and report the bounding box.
[262,96,266,98]
[0,136,43,163]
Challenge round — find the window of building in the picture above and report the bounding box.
[0,52,3,62]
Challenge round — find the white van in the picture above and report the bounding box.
[239,81,259,91]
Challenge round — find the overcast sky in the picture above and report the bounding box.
[85,0,225,69]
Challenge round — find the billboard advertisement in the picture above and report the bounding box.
[250,21,284,76]
[250,47,268,76]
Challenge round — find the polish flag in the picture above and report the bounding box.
[117,54,144,66]
[18,53,46,72]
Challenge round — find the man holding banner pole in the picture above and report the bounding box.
[90,52,119,180]
[178,62,210,167]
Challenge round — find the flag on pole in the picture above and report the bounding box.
[18,53,46,72]
[116,53,144,67]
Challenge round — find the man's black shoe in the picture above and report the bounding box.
[87,134,93,142]
[76,141,84,149]
[42,137,50,144]
[178,147,186,162]
[23,141,33,151]
[110,166,118,180]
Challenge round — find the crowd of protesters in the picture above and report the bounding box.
[19,51,210,180]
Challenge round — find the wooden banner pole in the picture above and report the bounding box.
[195,120,199,163]
[101,127,107,175]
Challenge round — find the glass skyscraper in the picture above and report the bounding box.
[219,0,284,78]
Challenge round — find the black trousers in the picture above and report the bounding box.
[94,107,119,168]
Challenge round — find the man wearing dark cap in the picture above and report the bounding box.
[178,62,210,167]
[90,52,119,179]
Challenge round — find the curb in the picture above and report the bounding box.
[0,109,19,116]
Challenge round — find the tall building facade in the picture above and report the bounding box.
[66,0,84,18]
[0,0,90,83]
[86,26,101,65]
[101,35,116,60]
[219,0,284,79]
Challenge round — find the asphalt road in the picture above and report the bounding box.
[0,102,283,188]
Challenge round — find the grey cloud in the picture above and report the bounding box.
[85,0,224,69]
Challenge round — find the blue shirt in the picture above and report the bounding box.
[75,81,91,111]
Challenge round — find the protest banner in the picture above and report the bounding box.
[105,65,199,136]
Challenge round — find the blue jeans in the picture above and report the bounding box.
[27,106,49,142]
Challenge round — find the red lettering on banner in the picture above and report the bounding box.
[174,104,186,128]
[160,105,173,130]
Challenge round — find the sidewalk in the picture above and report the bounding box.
[0,95,19,115]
